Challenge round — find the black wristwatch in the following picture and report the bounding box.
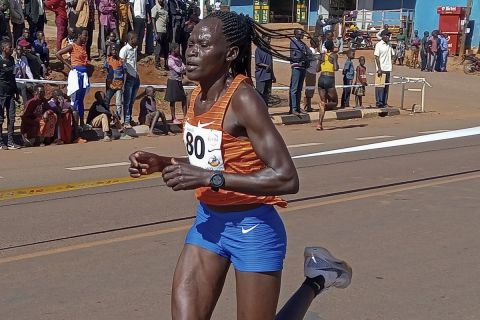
[210,172,225,192]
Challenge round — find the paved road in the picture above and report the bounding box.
[1,115,480,320]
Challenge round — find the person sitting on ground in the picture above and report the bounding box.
[14,44,34,104]
[16,28,32,47]
[33,31,50,72]
[21,85,58,147]
[48,89,86,144]
[139,86,170,136]
[165,43,186,125]
[86,91,122,142]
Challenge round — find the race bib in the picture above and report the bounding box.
[183,121,224,171]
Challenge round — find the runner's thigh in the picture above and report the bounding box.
[172,244,230,320]
[235,270,282,320]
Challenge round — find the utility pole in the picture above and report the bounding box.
[458,0,472,56]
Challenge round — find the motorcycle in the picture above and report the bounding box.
[346,31,373,50]
[461,54,480,75]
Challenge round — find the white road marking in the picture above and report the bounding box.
[287,142,325,148]
[65,162,130,171]
[293,126,480,159]
[418,129,450,134]
[356,135,394,141]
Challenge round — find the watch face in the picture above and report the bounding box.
[212,174,223,187]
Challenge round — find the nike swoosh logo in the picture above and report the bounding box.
[197,121,215,128]
[241,224,259,234]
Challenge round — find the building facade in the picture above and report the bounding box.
[414,0,478,50]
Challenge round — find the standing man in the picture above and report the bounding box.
[168,0,186,47]
[44,0,68,51]
[144,0,155,55]
[130,0,150,56]
[119,31,139,128]
[438,32,449,72]
[374,30,395,108]
[427,30,439,72]
[117,0,133,43]
[24,0,45,38]
[0,40,20,149]
[420,31,429,71]
[314,14,324,48]
[151,0,168,69]
[255,35,275,105]
[289,29,308,115]
[9,0,24,45]
[334,17,344,54]
[376,24,389,40]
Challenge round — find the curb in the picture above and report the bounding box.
[271,107,401,125]
[83,123,183,141]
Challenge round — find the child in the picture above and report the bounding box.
[16,28,32,47]
[104,31,119,58]
[104,44,124,121]
[139,86,170,136]
[341,49,355,108]
[86,91,122,142]
[165,43,186,125]
[33,31,50,70]
[353,56,367,109]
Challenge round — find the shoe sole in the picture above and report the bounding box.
[304,246,353,289]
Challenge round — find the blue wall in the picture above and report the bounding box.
[373,0,416,10]
[414,0,479,49]
[230,0,253,17]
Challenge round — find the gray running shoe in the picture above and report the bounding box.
[304,246,352,289]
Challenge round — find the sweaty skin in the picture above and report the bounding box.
[129,19,299,212]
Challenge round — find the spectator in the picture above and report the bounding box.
[314,14,324,47]
[120,31,139,128]
[409,30,421,69]
[151,0,168,70]
[139,86,170,135]
[20,39,45,79]
[104,44,124,120]
[214,0,220,11]
[353,56,367,108]
[376,24,389,40]
[86,91,122,142]
[395,28,406,66]
[321,30,334,53]
[44,0,68,51]
[374,30,395,108]
[56,28,90,128]
[104,31,118,57]
[0,1,9,40]
[427,30,439,72]
[165,43,186,124]
[289,29,308,115]
[341,49,355,108]
[33,31,49,70]
[145,0,155,55]
[420,31,429,71]
[0,40,20,150]
[303,38,318,112]
[74,0,89,30]
[61,26,75,50]
[117,0,133,43]
[16,28,31,46]
[316,40,338,131]
[9,0,24,45]
[334,18,344,54]
[48,89,86,144]
[66,0,77,28]
[130,0,150,56]
[98,0,117,59]
[438,32,449,72]
[255,34,275,106]
[168,0,186,47]
[21,85,57,147]
[14,44,34,103]
[86,0,95,59]
[182,10,199,59]
[24,0,45,39]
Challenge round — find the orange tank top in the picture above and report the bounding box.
[183,75,287,208]
[71,43,88,67]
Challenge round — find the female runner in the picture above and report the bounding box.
[129,11,351,320]
[316,40,339,131]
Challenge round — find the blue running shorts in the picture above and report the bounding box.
[185,202,287,272]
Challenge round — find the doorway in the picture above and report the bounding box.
[270,0,294,23]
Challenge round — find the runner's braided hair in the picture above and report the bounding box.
[205,11,314,77]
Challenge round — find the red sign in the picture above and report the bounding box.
[437,6,462,14]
